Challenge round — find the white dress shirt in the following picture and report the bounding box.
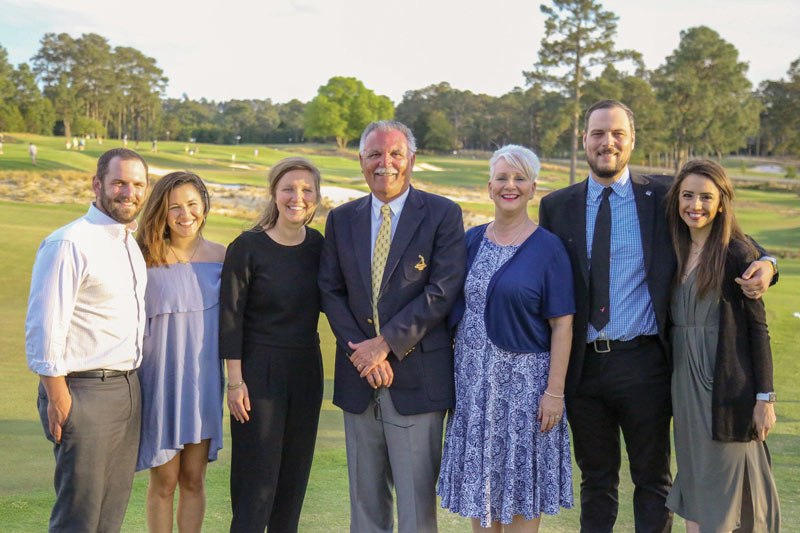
[25,204,147,376]
[370,187,410,260]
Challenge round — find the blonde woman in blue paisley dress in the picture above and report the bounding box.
[439,145,575,532]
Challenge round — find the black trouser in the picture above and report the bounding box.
[37,372,141,533]
[567,337,673,533]
[230,345,323,533]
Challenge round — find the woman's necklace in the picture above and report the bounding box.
[684,242,704,280]
[491,220,527,246]
[170,236,202,264]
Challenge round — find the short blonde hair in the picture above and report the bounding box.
[489,144,541,182]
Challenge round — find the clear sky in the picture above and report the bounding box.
[1,0,798,105]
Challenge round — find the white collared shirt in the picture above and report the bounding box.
[25,204,147,376]
[370,187,410,260]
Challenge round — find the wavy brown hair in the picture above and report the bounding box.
[665,159,756,297]
[251,156,321,231]
[137,171,211,267]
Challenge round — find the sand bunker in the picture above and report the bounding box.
[321,185,366,205]
[751,164,785,174]
[147,166,176,177]
[413,163,444,172]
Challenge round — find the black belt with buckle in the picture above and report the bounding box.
[67,369,136,379]
[588,335,658,354]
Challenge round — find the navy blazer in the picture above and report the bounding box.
[538,173,676,395]
[318,186,466,415]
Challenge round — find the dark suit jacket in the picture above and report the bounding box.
[711,239,773,442]
[319,186,466,415]
[538,173,676,395]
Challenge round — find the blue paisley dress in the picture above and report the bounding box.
[438,236,573,527]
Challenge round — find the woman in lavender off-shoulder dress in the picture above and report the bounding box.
[136,172,226,533]
[439,145,575,532]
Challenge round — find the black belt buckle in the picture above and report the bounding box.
[592,338,611,353]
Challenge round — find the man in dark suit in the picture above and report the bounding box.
[538,100,776,533]
[319,120,466,533]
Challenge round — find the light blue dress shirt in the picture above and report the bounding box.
[370,187,410,260]
[585,168,658,342]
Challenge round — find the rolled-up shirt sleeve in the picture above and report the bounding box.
[25,240,85,376]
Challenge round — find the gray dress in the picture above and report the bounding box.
[666,269,780,532]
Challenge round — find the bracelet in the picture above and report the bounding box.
[544,390,565,399]
[227,380,244,391]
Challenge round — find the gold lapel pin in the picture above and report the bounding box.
[415,255,427,271]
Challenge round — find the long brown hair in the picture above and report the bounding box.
[251,156,321,231]
[137,171,211,267]
[665,159,756,297]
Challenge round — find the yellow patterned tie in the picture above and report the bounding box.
[371,204,392,334]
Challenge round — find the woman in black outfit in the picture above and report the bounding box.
[220,157,324,532]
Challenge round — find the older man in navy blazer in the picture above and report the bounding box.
[319,120,466,533]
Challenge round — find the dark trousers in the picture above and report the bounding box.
[567,338,673,533]
[37,373,141,533]
[230,345,323,533]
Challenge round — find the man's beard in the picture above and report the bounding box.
[588,150,629,179]
[98,191,141,224]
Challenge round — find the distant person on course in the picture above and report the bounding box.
[28,142,37,165]
[25,147,149,531]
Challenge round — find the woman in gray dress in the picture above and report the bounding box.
[665,160,779,532]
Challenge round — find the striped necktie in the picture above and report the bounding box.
[371,204,392,334]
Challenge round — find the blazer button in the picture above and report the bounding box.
[366,318,373,324]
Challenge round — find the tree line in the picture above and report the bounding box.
[0,0,798,175]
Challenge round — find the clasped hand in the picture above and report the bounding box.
[348,336,393,389]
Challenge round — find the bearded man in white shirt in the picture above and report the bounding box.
[26,148,149,532]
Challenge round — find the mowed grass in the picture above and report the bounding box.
[0,133,574,193]
[0,149,798,530]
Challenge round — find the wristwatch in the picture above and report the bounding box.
[756,392,777,403]
[760,256,778,276]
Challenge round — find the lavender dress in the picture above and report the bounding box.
[136,262,224,471]
[438,236,573,527]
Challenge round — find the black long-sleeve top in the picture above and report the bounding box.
[220,228,323,357]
